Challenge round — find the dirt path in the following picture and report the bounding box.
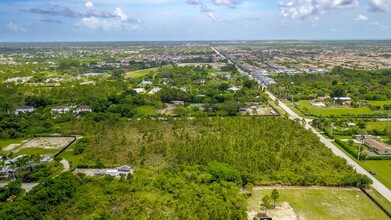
[60,159,70,172]
[253,186,360,191]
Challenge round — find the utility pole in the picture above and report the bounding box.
[386,110,390,132]
[358,131,366,160]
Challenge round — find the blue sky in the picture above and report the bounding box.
[1,0,391,42]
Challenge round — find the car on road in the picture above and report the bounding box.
[369,170,376,175]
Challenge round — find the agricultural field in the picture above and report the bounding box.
[248,188,389,220]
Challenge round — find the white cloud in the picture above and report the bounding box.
[369,0,391,12]
[6,22,27,32]
[356,14,368,21]
[85,1,94,9]
[279,0,359,20]
[115,7,128,22]
[213,0,239,8]
[77,7,141,31]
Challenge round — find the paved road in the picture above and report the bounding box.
[0,182,38,192]
[213,47,391,203]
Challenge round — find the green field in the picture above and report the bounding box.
[358,160,391,190]
[0,138,27,150]
[296,100,386,117]
[125,68,157,78]
[14,148,59,156]
[248,188,389,219]
[333,140,391,190]
[134,105,156,116]
[367,121,390,131]
[367,100,391,106]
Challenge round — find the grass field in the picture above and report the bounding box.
[296,100,386,117]
[367,100,391,106]
[14,148,59,156]
[366,188,391,214]
[134,105,156,116]
[333,140,391,190]
[248,188,389,220]
[358,160,391,190]
[367,121,390,131]
[0,138,27,150]
[57,145,83,168]
[125,68,157,78]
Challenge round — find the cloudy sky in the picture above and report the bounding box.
[1,0,391,42]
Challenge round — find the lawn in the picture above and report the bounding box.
[296,100,386,117]
[333,140,391,190]
[125,68,157,78]
[358,160,391,190]
[134,105,156,116]
[248,188,389,220]
[0,138,27,150]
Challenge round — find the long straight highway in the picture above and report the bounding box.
[212,47,391,203]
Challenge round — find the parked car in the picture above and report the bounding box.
[369,170,376,175]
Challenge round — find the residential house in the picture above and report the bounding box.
[15,106,35,115]
[75,105,92,114]
[51,106,70,114]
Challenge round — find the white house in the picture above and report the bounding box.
[51,106,70,114]
[228,87,241,92]
[15,106,35,115]
[75,105,92,114]
[141,80,153,85]
[105,169,119,177]
[133,88,145,94]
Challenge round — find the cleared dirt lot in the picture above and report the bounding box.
[13,136,75,153]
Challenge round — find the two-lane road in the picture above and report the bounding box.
[213,47,391,203]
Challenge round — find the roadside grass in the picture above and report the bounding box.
[296,100,387,117]
[333,140,391,190]
[366,188,391,214]
[0,138,27,150]
[134,105,156,116]
[14,148,58,156]
[125,68,157,78]
[283,100,307,118]
[358,160,391,190]
[249,188,389,220]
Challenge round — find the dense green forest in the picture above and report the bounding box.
[0,117,371,219]
[56,117,370,187]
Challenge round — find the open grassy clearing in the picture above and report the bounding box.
[367,121,390,131]
[125,68,157,78]
[0,138,27,150]
[133,105,156,116]
[367,100,391,106]
[14,148,59,157]
[248,188,389,220]
[296,100,387,116]
[283,100,307,118]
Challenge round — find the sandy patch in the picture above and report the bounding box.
[248,202,299,220]
[3,144,21,152]
[13,137,75,153]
